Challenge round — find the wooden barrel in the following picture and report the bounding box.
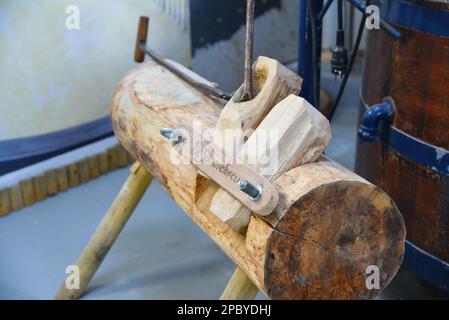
[356,0,449,291]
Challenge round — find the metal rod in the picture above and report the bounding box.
[318,0,335,22]
[240,0,256,102]
[346,0,401,39]
[139,43,232,101]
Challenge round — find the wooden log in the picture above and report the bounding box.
[110,61,405,299]
[0,189,11,216]
[88,156,100,179]
[9,185,23,212]
[117,145,130,167]
[78,159,91,184]
[56,168,69,192]
[67,163,80,187]
[55,162,153,300]
[97,152,109,175]
[210,95,331,233]
[127,149,135,163]
[20,180,36,207]
[220,267,259,300]
[45,170,58,196]
[33,175,47,202]
[107,147,119,171]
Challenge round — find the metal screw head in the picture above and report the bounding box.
[239,180,262,201]
[160,128,183,145]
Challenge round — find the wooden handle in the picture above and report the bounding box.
[55,163,152,299]
[134,16,149,63]
[172,128,279,216]
[210,95,331,232]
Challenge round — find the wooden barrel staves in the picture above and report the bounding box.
[111,60,405,299]
[356,0,449,291]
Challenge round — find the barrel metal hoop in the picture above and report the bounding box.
[359,96,449,177]
[381,0,449,38]
[404,240,449,292]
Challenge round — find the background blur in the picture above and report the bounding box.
[0,0,360,139]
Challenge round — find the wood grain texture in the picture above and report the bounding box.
[88,156,100,179]
[33,175,47,202]
[210,95,331,233]
[56,167,69,192]
[68,163,80,187]
[209,56,303,232]
[9,185,23,211]
[97,152,109,175]
[45,170,58,196]
[356,139,449,262]
[111,61,405,299]
[0,189,11,216]
[78,160,90,184]
[358,17,449,262]
[134,16,149,63]
[362,22,449,150]
[107,147,119,171]
[215,56,302,154]
[172,128,279,216]
[20,180,35,206]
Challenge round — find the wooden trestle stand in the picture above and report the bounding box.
[55,17,405,300]
[55,57,406,300]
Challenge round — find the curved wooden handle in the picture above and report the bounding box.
[134,16,149,63]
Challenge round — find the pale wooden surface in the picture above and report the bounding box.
[220,267,259,300]
[210,56,303,232]
[110,61,405,299]
[55,162,152,300]
[172,127,279,216]
[210,94,331,233]
[215,56,302,154]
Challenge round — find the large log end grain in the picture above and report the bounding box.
[110,61,405,299]
[261,159,405,299]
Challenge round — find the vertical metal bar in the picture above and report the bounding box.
[242,0,256,101]
[315,0,323,109]
[298,0,312,103]
[346,1,355,50]
[297,0,323,107]
[318,0,335,22]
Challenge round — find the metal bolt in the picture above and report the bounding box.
[239,180,262,201]
[160,128,183,145]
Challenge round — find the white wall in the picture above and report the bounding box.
[0,0,366,140]
[0,0,190,139]
[191,0,300,92]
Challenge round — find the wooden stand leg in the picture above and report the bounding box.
[55,162,153,300]
[220,267,259,300]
